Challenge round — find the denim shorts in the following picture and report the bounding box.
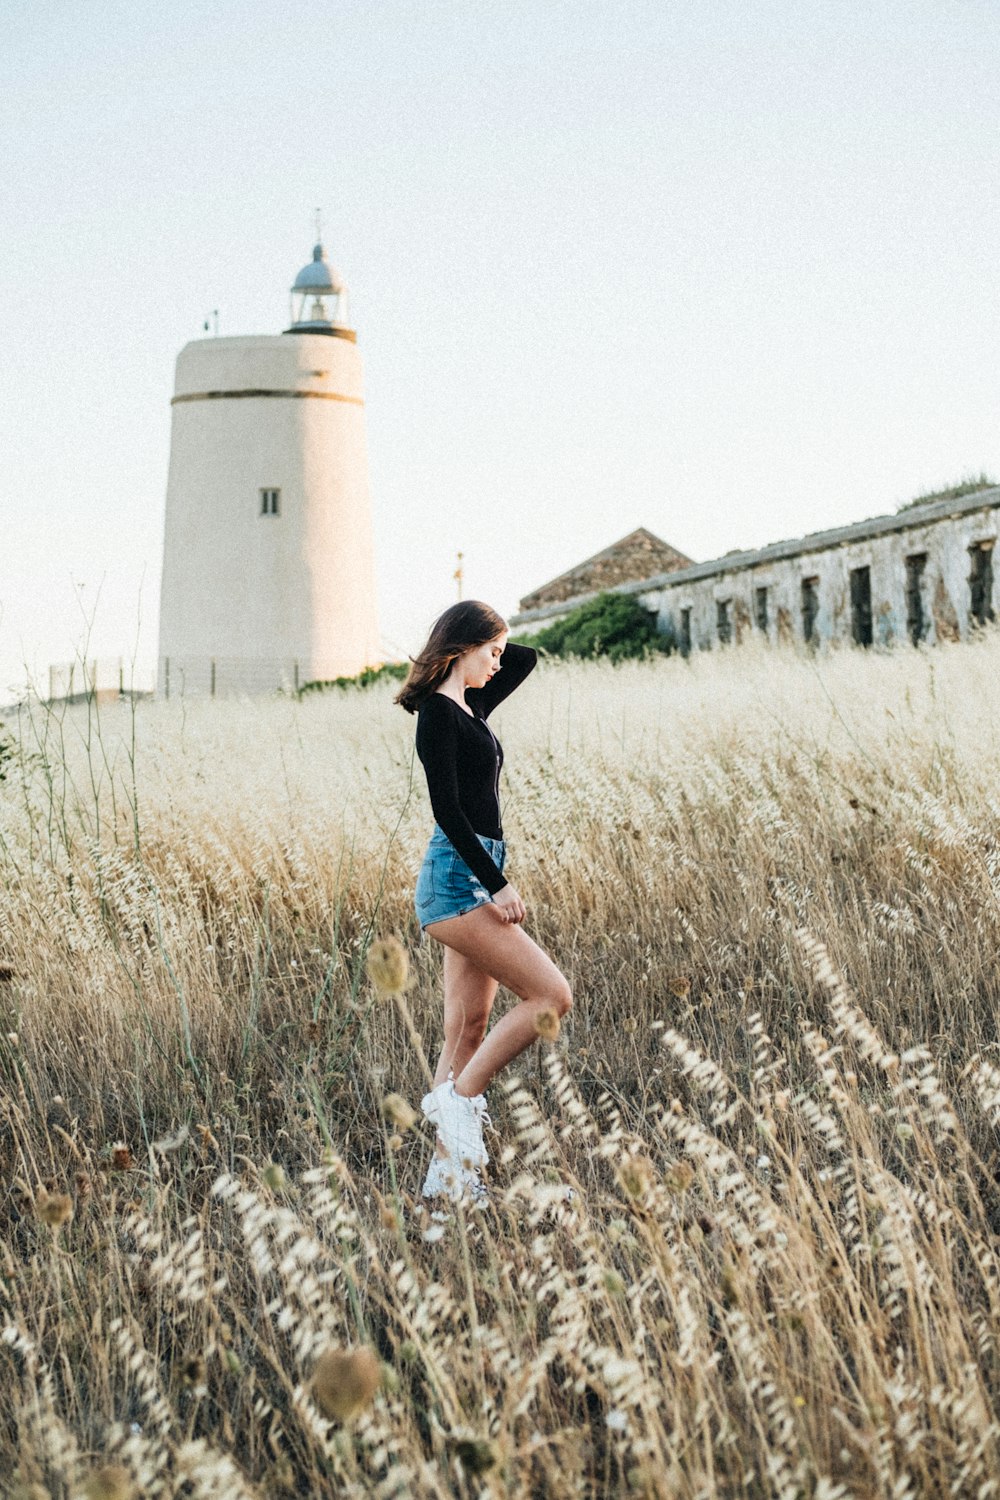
[414,824,507,929]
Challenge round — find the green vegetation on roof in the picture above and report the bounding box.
[896,472,998,513]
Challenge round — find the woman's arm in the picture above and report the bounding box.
[416,698,508,894]
[472,642,537,719]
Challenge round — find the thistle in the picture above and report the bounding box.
[533,1007,560,1042]
[36,1188,73,1229]
[310,1346,381,1421]
[365,936,410,997]
[83,1464,134,1500]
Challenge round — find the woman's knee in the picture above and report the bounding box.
[548,975,573,1019]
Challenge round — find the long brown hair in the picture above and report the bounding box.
[394,600,508,714]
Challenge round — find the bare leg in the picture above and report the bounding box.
[430,947,499,1158]
[434,946,499,1085]
[423,905,572,1099]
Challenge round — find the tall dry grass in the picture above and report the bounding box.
[1,635,999,1498]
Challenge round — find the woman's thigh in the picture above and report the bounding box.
[426,905,567,1003]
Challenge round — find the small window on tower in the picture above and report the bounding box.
[260,488,280,516]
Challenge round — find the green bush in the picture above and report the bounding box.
[298,660,409,696]
[512,590,671,663]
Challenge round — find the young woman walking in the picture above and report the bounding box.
[395,601,573,1203]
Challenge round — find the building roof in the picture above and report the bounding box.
[517,527,694,612]
[512,487,1000,625]
[292,242,344,295]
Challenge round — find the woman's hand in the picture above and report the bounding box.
[491,883,526,925]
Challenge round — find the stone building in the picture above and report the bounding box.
[510,488,999,652]
[518,527,693,611]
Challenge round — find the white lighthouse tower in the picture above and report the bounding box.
[158,235,381,697]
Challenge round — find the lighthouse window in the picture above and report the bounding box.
[260,488,280,516]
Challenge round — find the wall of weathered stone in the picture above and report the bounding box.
[641,502,997,653]
[511,491,1000,653]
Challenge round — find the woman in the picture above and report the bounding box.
[395,600,573,1204]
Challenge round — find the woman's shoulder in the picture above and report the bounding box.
[416,692,471,731]
[419,691,458,714]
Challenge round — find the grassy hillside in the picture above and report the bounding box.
[1,635,999,1497]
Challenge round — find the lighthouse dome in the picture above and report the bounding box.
[292,243,344,296]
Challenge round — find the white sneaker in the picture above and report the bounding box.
[421,1153,489,1207]
[421,1080,489,1169]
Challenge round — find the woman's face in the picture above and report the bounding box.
[462,632,508,689]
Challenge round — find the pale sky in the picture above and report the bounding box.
[2,0,999,699]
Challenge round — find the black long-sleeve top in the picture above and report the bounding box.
[415,642,537,894]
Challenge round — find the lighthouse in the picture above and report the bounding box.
[157,236,381,697]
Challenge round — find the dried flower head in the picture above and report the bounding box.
[449,1437,500,1475]
[110,1143,135,1172]
[36,1188,73,1229]
[365,936,410,997]
[310,1345,381,1421]
[617,1156,654,1201]
[304,1018,321,1044]
[533,1007,560,1042]
[83,1464,134,1500]
[261,1162,286,1192]
[181,1355,206,1386]
[663,1160,694,1195]
[381,1093,419,1132]
[668,976,692,999]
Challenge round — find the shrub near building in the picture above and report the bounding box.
[513,591,670,663]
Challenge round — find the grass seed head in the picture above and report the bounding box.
[381,1093,419,1131]
[533,1006,560,1042]
[110,1143,135,1171]
[310,1345,381,1421]
[365,936,410,996]
[83,1465,134,1500]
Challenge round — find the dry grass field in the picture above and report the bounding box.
[1,635,999,1499]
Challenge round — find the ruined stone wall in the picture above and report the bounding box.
[639,503,998,653]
